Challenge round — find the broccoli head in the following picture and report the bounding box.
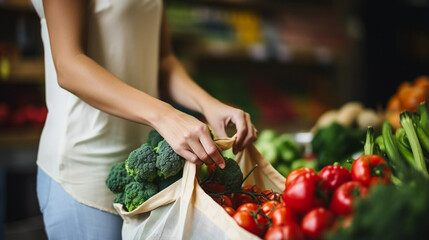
[105,161,134,194]
[146,129,164,148]
[113,192,126,206]
[157,169,183,191]
[214,157,243,192]
[156,140,185,179]
[125,143,158,182]
[124,181,158,211]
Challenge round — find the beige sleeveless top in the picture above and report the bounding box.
[31,0,162,214]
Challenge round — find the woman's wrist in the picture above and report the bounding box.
[142,100,175,128]
[199,97,224,116]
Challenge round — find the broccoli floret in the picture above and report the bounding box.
[113,192,126,206]
[146,129,164,148]
[311,122,365,169]
[125,143,158,182]
[105,161,134,194]
[124,181,158,211]
[214,157,243,192]
[157,169,183,191]
[156,140,185,179]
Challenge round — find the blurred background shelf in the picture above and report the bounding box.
[0,127,42,147]
[1,57,45,84]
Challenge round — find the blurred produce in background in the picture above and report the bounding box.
[386,75,429,130]
[255,129,316,177]
[165,0,354,131]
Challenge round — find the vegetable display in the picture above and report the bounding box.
[105,99,429,239]
[105,129,184,211]
[227,101,429,239]
[255,129,317,177]
[327,103,429,239]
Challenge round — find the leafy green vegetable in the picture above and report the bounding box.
[328,173,429,240]
[274,133,302,163]
[289,158,317,171]
[311,122,365,169]
[255,129,279,164]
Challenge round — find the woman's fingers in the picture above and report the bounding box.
[212,124,228,138]
[241,114,258,148]
[200,134,225,168]
[232,110,248,154]
[177,148,202,165]
[188,138,215,165]
[169,123,225,168]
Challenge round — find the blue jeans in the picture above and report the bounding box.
[36,168,123,240]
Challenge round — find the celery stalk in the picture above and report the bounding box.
[400,111,428,176]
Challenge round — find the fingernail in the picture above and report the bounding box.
[219,163,225,169]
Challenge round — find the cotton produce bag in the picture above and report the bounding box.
[114,136,286,240]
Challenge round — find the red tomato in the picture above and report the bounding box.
[233,211,267,237]
[236,203,260,213]
[319,165,351,193]
[261,200,279,217]
[282,172,327,214]
[233,193,257,208]
[202,182,226,193]
[223,206,236,217]
[271,206,299,227]
[213,195,233,208]
[264,222,305,240]
[351,155,391,187]
[329,181,368,216]
[301,207,335,240]
[285,168,316,189]
[242,184,262,193]
[262,190,282,202]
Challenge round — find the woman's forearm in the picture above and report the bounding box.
[56,53,173,127]
[159,54,222,115]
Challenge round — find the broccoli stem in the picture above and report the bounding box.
[364,126,374,155]
[400,111,428,176]
[241,164,258,186]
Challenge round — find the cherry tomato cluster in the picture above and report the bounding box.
[207,154,390,239]
[201,154,390,239]
[280,154,390,239]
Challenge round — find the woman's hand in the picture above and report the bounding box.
[153,106,226,168]
[203,101,258,154]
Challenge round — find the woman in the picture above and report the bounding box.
[31,0,257,239]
